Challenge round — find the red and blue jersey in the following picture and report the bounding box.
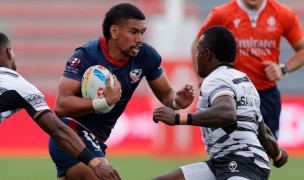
[62,37,163,140]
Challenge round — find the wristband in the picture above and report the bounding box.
[78,147,96,165]
[88,157,101,170]
[187,114,193,125]
[175,114,180,125]
[175,113,192,125]
[172,93,181,110]
[92,98,114,113]
[180,113,188,125]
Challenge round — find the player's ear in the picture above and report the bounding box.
[205,48,214,61]
[6,47,13,60]
[110,25,118,39]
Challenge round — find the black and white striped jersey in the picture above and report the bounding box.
[197,65,270,170]
[0,67,49,123]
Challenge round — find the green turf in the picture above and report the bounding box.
[0,156,303,180]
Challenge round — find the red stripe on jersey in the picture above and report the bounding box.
[100,37,130,67]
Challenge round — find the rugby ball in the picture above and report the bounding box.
[81,65,113,99]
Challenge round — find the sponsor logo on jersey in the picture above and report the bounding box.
[229,161,239,172]
[129,69,142,84]
[69,57,81,67]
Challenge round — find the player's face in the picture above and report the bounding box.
[196,35,209,78]
[115,19,146,59]
[242,0,264,9]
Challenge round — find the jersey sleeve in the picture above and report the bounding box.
[143,44,163,81]
[202,76,235,105]
[1,79,50,120]
[281,7,304,45]
[63,48,94,81]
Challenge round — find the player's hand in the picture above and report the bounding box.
[273,148,288,168]
[103,75,122,106]
[93,162,121,180]
[262,61,283,81]
[175,83,195,109]
[153,107,176,125]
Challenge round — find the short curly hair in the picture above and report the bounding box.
[202,25,237,63]
[102,3,145,41]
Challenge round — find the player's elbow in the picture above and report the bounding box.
[54,104,65,117]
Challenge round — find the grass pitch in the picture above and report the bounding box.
[0,156,303,180]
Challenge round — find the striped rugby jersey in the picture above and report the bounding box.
[0,67,49,123]
[197,65,270,170]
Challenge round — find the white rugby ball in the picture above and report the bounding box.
[81,65,113,99]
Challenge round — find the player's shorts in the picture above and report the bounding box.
[258,86,281,139]
[48,117,107,177]
[181,154,270,180]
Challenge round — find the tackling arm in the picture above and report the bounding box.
[34,110,121,179]
[153,95,236,127]
[258,119,288,168]
[148,73,195,110]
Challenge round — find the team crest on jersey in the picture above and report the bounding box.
[267,16,276,32]
[129,69,142,84]
[228,161,239,172]
[69,57,81,67]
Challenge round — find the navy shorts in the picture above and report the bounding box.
[206,154,270,180]
[48,118,107,177]
[258,86,281,139]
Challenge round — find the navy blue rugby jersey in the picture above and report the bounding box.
[63,37,163,140]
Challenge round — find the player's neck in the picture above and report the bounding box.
[241,0,264,10]
[107,40,129,62]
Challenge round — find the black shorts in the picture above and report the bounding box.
[206,154,270,180]
[48,118,107,177]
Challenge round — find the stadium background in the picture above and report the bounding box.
[0,0,303,179]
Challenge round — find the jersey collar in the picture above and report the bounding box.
[100,37,130,67]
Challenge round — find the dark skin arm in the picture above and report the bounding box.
[153,95,236,127]
[34,111,121,180]
[258,119,288,168]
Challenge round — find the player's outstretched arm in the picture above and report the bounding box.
[33,110,121,180]
[258,119,288,168]
[148,73,195,110]
[153,95,236,127]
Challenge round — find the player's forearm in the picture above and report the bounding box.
[258,125,280,159]
[285,48,304,72]
[190,102,236,127]
[50,122,86,157]
[55,96,95,117]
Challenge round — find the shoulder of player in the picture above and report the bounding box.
[211,0,239,18]
[74,38,100,58]
[267,0,295,14]
[138,42,161,57]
